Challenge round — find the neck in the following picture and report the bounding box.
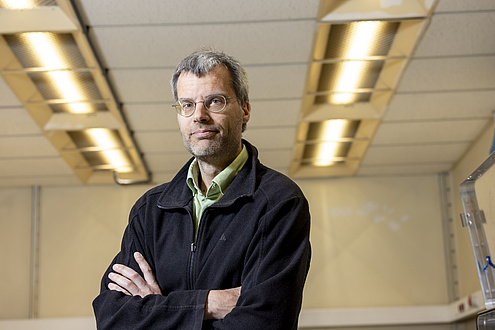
[196,145,242,192]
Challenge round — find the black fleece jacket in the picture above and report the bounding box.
[93,140,311,329]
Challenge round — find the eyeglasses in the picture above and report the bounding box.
[172,94,238,117]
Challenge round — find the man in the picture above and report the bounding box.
[93,49,311,329]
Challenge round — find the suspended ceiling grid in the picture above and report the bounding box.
[1,0,495,187]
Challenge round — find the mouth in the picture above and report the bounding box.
[191,128,219,139]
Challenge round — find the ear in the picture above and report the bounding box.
[242,101,250,125]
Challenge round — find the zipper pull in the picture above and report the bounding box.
[191,243,196,252]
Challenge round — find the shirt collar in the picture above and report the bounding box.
[186,144,248,197]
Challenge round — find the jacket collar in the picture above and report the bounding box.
[157,139,258,209]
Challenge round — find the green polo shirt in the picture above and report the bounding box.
[186,145,248,241]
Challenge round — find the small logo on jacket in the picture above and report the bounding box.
[219,234,227,241]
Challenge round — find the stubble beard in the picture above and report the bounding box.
[183,127,242,166]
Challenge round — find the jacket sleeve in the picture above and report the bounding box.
[92,209,209,330]
[212,194,311,330]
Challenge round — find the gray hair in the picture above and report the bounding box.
[171,49,250,109]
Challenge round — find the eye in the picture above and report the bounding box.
[180,99,194,108]
[210,96,223,104]
[206,95,225,108]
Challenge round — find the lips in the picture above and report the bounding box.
[191,128,219,139]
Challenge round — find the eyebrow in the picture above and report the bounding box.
[179,93,227,100]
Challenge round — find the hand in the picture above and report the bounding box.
[108,252,162,298]
[204,286,241,320]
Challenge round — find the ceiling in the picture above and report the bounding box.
[1,0,495,187]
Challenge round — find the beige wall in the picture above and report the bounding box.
[0,188,31,319]
[300,175,448,309]
[0,173,450,319]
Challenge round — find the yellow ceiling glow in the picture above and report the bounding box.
[21,32,68,69]
[330,21,385,105]
[86,129,133,173]
[2,0,37,9]
[314,119,348,166]
[20,32,93,113]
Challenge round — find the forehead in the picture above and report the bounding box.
[177,65,234,96]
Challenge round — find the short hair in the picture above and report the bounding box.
[171,49,250,109]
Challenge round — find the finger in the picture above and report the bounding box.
[112,264,147,289]
[108,271,139,295]
[134,252,158,286]
[134,252,161,294]
[108,282,131,296]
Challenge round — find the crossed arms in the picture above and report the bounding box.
[109,251,241,320]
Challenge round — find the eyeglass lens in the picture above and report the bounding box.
[179,95,226,115]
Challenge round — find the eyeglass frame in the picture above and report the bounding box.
[172,94,238,117]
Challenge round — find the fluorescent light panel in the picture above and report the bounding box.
[4,32,99,114]
[0,0,50,9]
[69,129,133,173]
[302,119,360,166]
[317,21,399,105]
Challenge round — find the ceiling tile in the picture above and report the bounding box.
[247,65,308,100]
[0,135,59,158]
[371,119,488,145]
[248,99,301,128]
[91,21,315,68]
[397,56,495,92]
[384,90,495,121]
[145,151,192,173]
[357,164,451,176]
[76,0,319,26]
[0,107,42,135]
[243,127,296,150]
[256,149,293,169]
[0,79,22,107]
[415,11,495,57]
[125,103,178,131]
[0,158,73,177]
[0,175,80,187]
[362,142,471,166]
[435,0,495,12]
[134,130,185,153]
[109,64,308,103]
[109,68,175,103]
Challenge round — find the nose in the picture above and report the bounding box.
[192,101,210,122]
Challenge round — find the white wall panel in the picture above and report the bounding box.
[298,175,449,308]
[38,185,152,317]
[0,187,31,319]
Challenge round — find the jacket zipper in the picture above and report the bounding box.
[188,242,196,289]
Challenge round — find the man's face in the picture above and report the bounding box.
[176,65,250,164]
